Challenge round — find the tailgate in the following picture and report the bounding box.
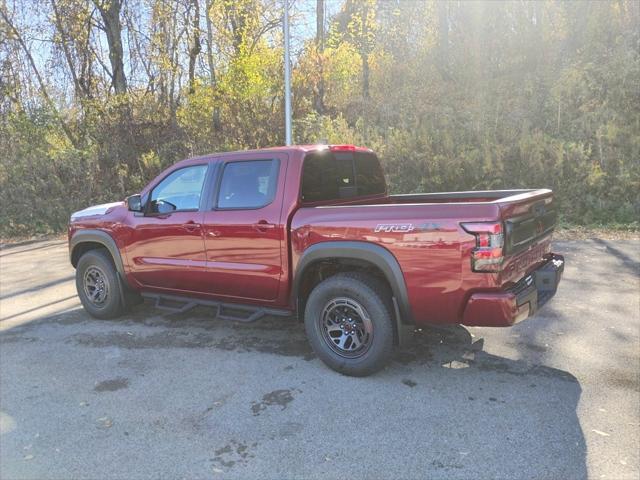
[497,189,558,284]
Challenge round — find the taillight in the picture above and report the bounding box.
[461,222,504,272]
[329,144,357,151]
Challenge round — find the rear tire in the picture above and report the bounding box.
[76,249,126,319]
[304,272,395,376]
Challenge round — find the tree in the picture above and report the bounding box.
[187,0,201,94]
[0,3,78,145]
[313,0,325,114]
[94,0,127,94]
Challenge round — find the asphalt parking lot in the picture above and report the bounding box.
[0,239,638,480]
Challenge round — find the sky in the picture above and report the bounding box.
[11,0,344,101]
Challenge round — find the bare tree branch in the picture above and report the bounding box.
[0,5,78,146]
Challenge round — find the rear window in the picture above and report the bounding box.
[354,153,386,196]
[301,151,386,203]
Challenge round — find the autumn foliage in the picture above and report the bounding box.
[1,0,638,237]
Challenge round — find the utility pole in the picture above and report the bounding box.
[283,0,292,145]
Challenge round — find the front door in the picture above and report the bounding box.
[126,163,209,292]
[201,154,287,302]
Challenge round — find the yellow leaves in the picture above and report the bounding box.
[208,0,278,59]
[44,130,74,157]
[602,122,620,143]
[325,43,360,82]
[368,49,391,75]
[342,0,378,52]
[298,113,357,145]
[115,163,129,179]
[320,43,361,109]
[586,162,607,188]
[220,44,280,101]
[140,151,161,172]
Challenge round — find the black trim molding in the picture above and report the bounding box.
[69,229,130,288]
[293,241,413,325]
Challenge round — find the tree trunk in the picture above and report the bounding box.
[313,0,325,114]
[360,2,370,100]
[316,0,325,49]
[50,0,86,100]
[205,0,221,131]
[362,53,370,100]
[188,0,202,94]
[95,0,127,94]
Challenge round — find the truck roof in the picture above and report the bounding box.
[262,144,373,153]
[177,144,373,167]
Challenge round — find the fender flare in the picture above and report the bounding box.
[293,241,414,329]
[69,229,131,290]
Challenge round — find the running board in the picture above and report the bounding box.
[141,292,291,323]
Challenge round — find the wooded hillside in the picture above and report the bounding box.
[1,0,638,237]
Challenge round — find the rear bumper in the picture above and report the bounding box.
[462,253,564,327]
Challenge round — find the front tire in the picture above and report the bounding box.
[76,249,125,319]
[304,272,395,376]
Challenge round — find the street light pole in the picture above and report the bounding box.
[283,0,292,145]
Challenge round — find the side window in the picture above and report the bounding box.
[217,160,279,209]
[149,165,208,214]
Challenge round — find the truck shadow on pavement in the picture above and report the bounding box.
[391,324,586,479]
[396,324,578,382]
[6,302,584,388]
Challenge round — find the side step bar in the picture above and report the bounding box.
[141,292,292,323]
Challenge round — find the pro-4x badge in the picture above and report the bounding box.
[374,224,415,233]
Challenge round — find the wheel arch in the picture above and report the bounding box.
[69,230,130,287]
[293,241,414,332]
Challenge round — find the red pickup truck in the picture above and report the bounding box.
[69,145,564,376]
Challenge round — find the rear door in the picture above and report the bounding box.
[200,153,288,302]
[125,163,211,292]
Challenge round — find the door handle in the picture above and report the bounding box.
[182,221,201,232]
[253,220,276,232]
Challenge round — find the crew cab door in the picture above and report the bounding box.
[200,154,287,302]
[125,163,211,292]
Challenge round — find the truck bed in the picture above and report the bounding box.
[291,188,557,325]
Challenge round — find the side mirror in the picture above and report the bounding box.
[126,194,143,212]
